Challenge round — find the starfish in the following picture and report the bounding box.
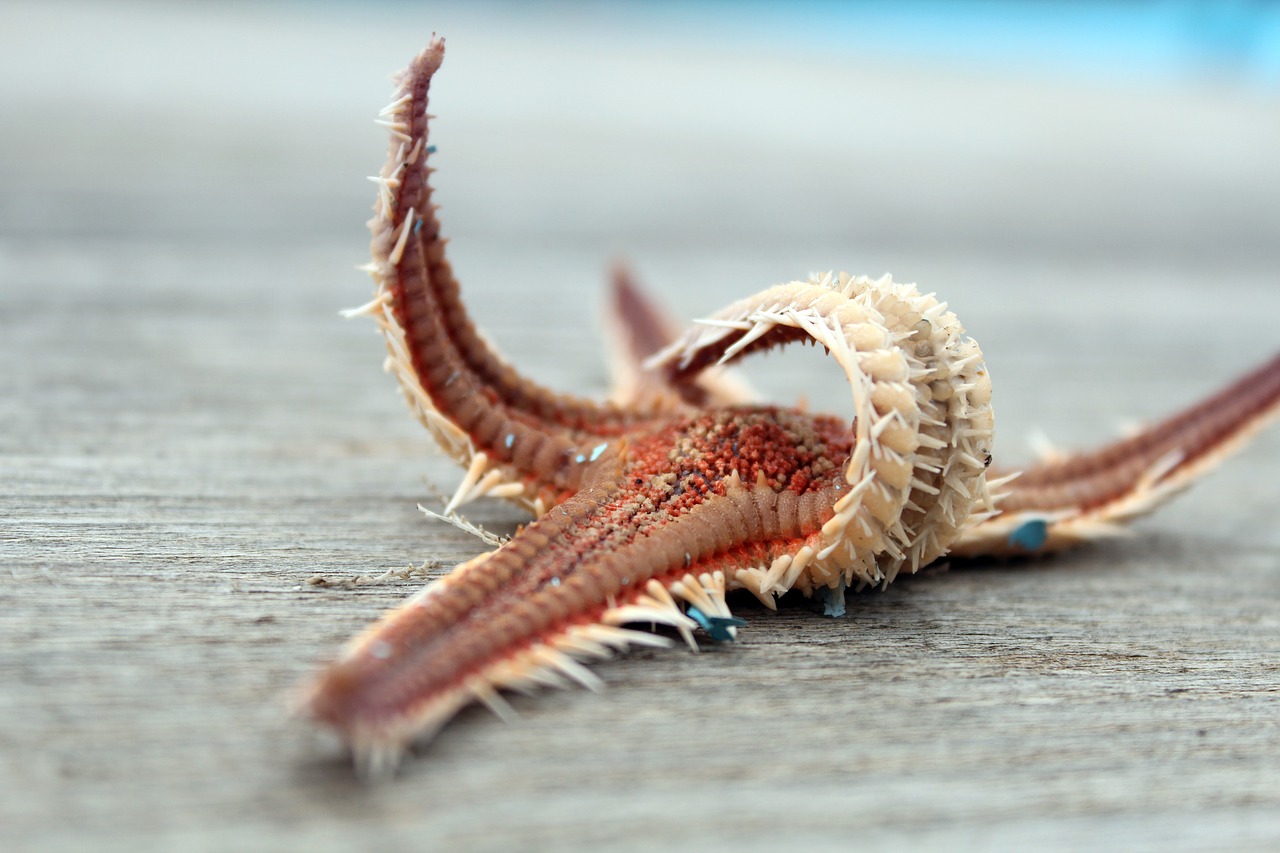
[301,39,1280,777]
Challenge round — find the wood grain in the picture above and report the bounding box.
[2,4,1278,850]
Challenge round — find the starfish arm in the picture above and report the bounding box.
[301,459,831,776]
[603,262,756,410]
[951,350,1280,557]
[361,40,660,513]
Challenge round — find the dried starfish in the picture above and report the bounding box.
[302,39,1280,776]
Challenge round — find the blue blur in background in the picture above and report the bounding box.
[383,0,1280,86]
[645,0,1280,85]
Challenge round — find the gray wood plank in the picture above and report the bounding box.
[3,3,1278,851]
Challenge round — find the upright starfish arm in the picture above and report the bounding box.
[356,40,661,513]
[952,351,1280,556]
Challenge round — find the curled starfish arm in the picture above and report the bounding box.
[952,351,1280,557]
[359,40,660,513]
[650,272,999,586]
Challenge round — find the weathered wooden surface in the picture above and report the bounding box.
[3,3,1278,850]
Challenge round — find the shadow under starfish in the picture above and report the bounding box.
[300,38,1280,778]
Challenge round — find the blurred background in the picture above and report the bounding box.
[6,0,1279,254]
[4,0,1279,425]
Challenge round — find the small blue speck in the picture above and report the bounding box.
[426,144,437,155]
[574,454,586,464]
[504,433,514,449]
[588,443,607,462]
[413,217,424,234]
[1008,518,1049,551]
[550,577,561,587]
[818,578,847,618]
[686,606,748,642]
